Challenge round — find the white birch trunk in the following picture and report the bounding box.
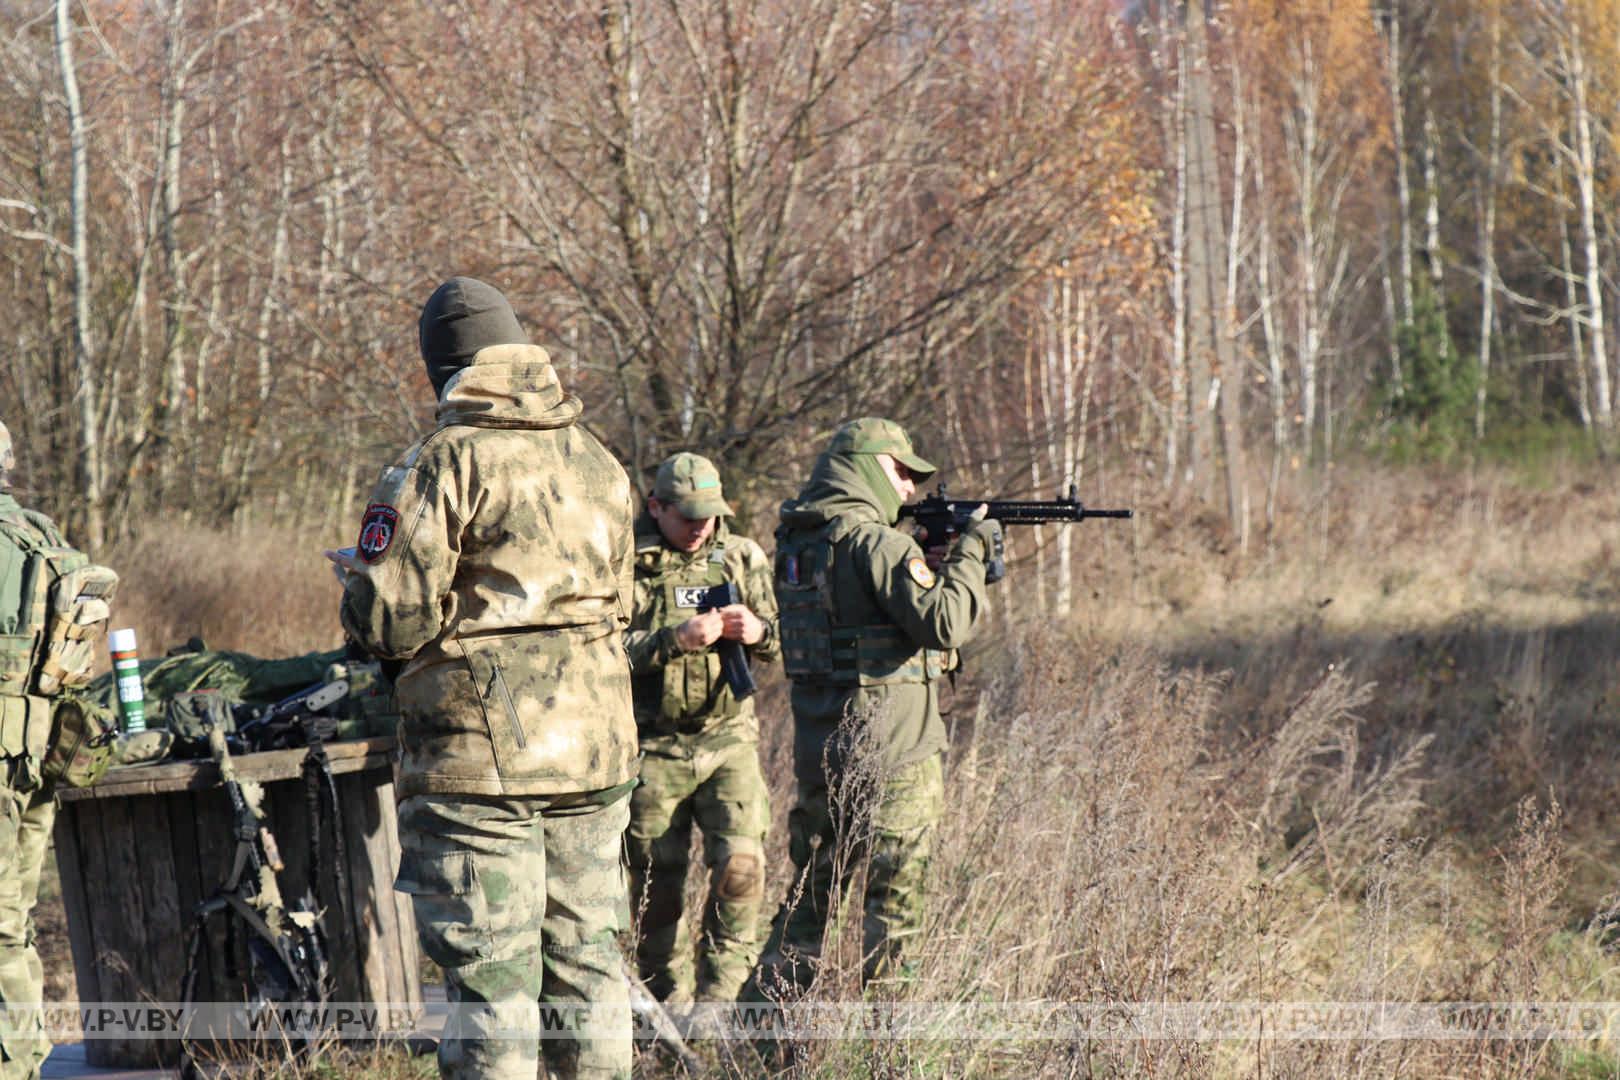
[1168,35,1187,488]
[159,0,188,505]
[1558,170,1592,428]
[1257,156,1288,538]
[55,0,103,546]
[1567,20,1610,426]
[1474,5,1501,438]
[1021,341,1048,615]
[1385,1,1415,333]
[1296,40,1323,451]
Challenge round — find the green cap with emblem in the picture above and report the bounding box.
[653,452,734,519]
[827,417,936,479]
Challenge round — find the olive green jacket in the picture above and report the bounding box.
[340,344,639,797]
[624,515,780,734]
[775,451,988,780]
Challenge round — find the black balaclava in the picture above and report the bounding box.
[418,277,530,395]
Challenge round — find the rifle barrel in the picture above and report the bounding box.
[900,499,1133,522]
[991,507,1133,522]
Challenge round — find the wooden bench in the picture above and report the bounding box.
[52,736,421,1067]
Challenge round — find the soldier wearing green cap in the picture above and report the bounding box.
[748,417,1001,997]
[623,452,779,1003]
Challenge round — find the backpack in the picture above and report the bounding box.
[0,510,117,694]
[0,508,119,780]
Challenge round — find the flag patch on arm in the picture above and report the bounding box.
[357,503,400,563]
[906,557,937,588]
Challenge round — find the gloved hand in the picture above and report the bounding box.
[962,508,1005,584]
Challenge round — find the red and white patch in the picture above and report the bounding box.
[357,503,400,564]
[906,557,937,588]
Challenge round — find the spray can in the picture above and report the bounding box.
[108,627,146,733]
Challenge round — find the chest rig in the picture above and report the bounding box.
[774,516,945,687]
[637,537,743,733]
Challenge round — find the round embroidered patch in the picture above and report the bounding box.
[906,556,937,588]
[357,503,400,564]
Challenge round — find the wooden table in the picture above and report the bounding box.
[53,737,421,1067]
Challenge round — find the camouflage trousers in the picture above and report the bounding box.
[397,789,632,1080]
[626,716,768,1003]
[0,772,54,1080]
[751,751,943,996]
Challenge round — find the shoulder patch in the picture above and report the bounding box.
[906,556,937,589]
[357,503,401,564]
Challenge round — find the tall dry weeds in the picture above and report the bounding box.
[682,616,1618,1079]
[102,521,346,663]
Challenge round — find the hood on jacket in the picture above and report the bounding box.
[436,344,582,430]
[779,449,902,531]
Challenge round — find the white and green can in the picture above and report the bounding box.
[108,627,146,733]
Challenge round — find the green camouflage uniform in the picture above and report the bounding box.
[0,786,52,1080]
[751,419,991,995]
[0,429,80,1080]
[341,285,638,1080]
[623,454,779,1003]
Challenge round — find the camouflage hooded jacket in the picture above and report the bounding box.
[340,344,638,797]
[775,450,989,780]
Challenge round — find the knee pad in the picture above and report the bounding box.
[713,851,763,903]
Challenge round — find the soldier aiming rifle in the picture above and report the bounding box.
[899,481,1132,576]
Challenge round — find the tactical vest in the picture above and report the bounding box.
[774,517,946,686]
[0,508,119,770]
[636,537,744,733]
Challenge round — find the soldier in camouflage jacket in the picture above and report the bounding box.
[623,453,779,1004]
[338,278,636,1080]
[749,418,999,997]
[0,422,79,1080]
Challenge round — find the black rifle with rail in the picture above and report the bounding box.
[898,483,1133,581]
[178,727,329,1074]
[693,582,758,700]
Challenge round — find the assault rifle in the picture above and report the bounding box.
[179,727,329,1067]
[694,583,758,700]
[899,483,1133,580]
[230,678,349,753]
[225,678,355,936]
[900,482,1133,538]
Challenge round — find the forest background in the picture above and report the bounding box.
[11,0,1620,1076]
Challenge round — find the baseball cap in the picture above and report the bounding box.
[653,452,734,519]
[826,417,936,479]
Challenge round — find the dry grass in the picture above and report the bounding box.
[698,461,1620,1078]
[32,460,1620,1078]
[99,520,347,665]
